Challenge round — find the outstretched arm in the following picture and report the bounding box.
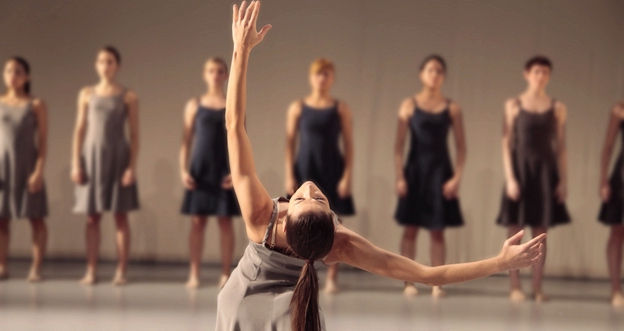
[326,227,545,287]
[599,103,624,201]
[225,1,273,243]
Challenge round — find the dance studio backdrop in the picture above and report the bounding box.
[1,0,623,278]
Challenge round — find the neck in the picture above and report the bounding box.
[5,88,26,98]
[524,86,546,98]
[98,78,115,87]
[206,84,225,98]
[420,86,442,99]
[311,89,329,100]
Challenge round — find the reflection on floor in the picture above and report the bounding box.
[0,261,622,331]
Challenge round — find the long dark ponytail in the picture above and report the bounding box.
[9,56,31,95]
[286,211,335,331]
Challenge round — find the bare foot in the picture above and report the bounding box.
[27,268,42,283]
[324,279,339,295]
[432,286,446,298]
[218,274,229,289]
[510,288,526,302]
[111,271,128,286]
[186,275,200,289]
[612,292,624,307]
[403,283,418,297]
[80,272,98,286]
[533,291,550,303]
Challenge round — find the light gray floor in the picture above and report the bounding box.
[0,261,622,331]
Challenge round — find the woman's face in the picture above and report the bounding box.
[524,65,551,90]
[95,51,120,80]
[419,60,445,89]
[287,181,331,221]
[203,60,228,87]
[3,60,28,92]
[309,69,334,92]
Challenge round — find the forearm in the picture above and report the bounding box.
[128,135,139,170]
[285,140,295,178]
[600,148,612,183]
[71,130,84,168]
[502,141,515,182]
[452,147,466,181]
[557,148,567,185]
[180,143,190,173]
[225,48,250,131]
[394,151,404,181]
[341,142,354,180]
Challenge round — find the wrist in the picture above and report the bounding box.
[494,255,506,273]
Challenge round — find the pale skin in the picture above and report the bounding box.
[501,64,567,302]
[598,101,624,307]
[227,1,545,298]
[0,59,48,282]
[180,59,234,289]
[394,59,467,297]
[71,50,139,286]
[285,64,354,294]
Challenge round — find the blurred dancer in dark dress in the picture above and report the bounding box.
[285,58,355,293]
[394,55,466,297]
[496,56,570,302]
[180,57,240,288]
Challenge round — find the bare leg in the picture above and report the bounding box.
[217,217,234,288]
[430,230,446,297]
[112,213,130,285]
[531,226,548,302]
[400,226,419,296]
[607,225,624,307]
[81,214,101,285]
[508,225,525,301]
[186,216,207,288]
[28,218,47,282]
[0,218,9,279]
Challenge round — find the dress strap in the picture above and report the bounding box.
[262,197,289,247]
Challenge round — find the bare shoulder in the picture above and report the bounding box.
[553,100,567,119]
[337,100,352,116]
[31,97,46,109]
[504,97,520,117]
[186,97,199,110]
[398,97,415,119]
[79,86,93,98]
[124,89,138,103]
[448,101,462,117]
[287,99,303,115]
[612,101,624,118]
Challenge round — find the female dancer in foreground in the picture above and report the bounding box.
[71,46,140,285]
[598,100,624,307]
[0,57,48,281]
[180,57,240,288]
[394,55,466,297]
[285,58,355,293]
[496,56,570,302]
[218,2,545,331]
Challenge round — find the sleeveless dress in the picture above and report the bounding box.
[0,100,48,219]
[394,99,463,229]
[599,120,624,225]
[293,101,355,215]
[181,103,240,216]
[496,99,571,227]
[73,89,139,214]
[216,197,331,331]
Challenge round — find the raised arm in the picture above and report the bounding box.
[28,98,48,193]
[554,101,568,203]
[70,87,90,184]
[225,1,273,242]
[600,103,624,201]
[180,99,198,190]
[285,101,302,195]
[122,90,140,186]
[327,227,545,287]
[502,98,520,201]
[443,102,466,199]
[394,98,413,197]
[337,101,354,198]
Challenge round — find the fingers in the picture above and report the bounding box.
[238,1,247,22]
[244,1,255,24]
[232,4,238,24]
[248,1,259,26]
[506,229,524,245]
[258,24,272,40]
[524,233,547,247]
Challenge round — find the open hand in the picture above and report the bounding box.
[28,171,44,193]
[506,179,521,201]
[442,177,459,200]
[498,230,546,271]
[396,178,408,197]
[121,168,136,187]
[232,1,272,51]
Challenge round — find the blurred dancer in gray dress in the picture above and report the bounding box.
[0,57,49,282]
[71,46,140,286]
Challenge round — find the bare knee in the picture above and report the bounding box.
[0,219,9,233]
[191,217,207,231]
[114,213,128,228]
[218,217,233,234]
[403,226,418,241]
[86,214,101,227]
[29,218,46,233]
[430,230,445,243]
[610,225,624,243]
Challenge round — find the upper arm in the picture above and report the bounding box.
[285,101,301,143]
[124,90,139,136]
[502,98,519,142]
[337,101,354,145]
[602,103,623,152]
[554,101,567,148]
[449,102,466,150]
[31,98,48,146]
[74,87,90,131]
[395,98,413,150]
[182,99,198,145]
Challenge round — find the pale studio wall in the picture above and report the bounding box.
[1,0,623,278]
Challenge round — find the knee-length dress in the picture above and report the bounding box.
[496,99,570,227]
[293,101,355,215]
[599,120,624,225]
[0,100,48,219]
[216,197,329,331]
[73,90,139,214]
[180,103,240,216]
[394,99,463,229]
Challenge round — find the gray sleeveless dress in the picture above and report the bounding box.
[216,197,328,331]
[73,90,139,214]
[0,100,48,219]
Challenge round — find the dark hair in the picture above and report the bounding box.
[101,45,121,64]
[8,56,31,95]
[525,55,552,71]
[285,211,335,331]
[419,54,447,74]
